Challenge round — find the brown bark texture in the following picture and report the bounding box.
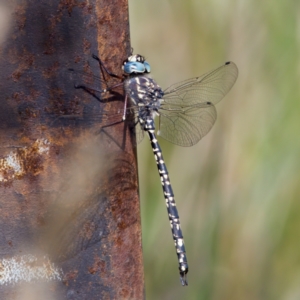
[0,0,144,299]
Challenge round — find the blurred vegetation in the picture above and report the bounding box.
[129,0,300,299]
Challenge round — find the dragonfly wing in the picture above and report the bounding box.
[163,61,238,106]
[132,118,145,145]
[157,61,238,146]
[158,102,217,147]
[68,68,123,99]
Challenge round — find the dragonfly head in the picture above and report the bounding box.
[122,54,151,74]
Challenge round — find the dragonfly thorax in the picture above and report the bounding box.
[124,75,164,128]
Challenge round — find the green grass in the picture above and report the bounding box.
[129,1,300,298]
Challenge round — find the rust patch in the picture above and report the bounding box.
[83,38,91,54]
[42,61,60,79]
[14,90,41,106]
[63,270,79,286]
[13,1,27,31]
[0,139,50,183]
[9,47,35,81]
[58,0,79,15]
[88,257,106,275]
[78,221,96,241]
[46,88,81,116]
[74,55,82,63]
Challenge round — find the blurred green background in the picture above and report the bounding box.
[129,1,300,299]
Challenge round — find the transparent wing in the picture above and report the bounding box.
[67,69,144,145]
[158,61,238,146]
[163,61,238,105]
[68,68,123,97]
[99,105,145,145]
[131,111,145,145]
[158,103,217,147]
[68,68,106,92]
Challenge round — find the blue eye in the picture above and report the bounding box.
[123,60,151,74]
[123,61,146,74]
[144,61,151,73]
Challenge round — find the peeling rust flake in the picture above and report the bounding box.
[0,139,50,183]
[0,254,63,285]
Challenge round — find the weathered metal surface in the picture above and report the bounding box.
[0,0,143,299]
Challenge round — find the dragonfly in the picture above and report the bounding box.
[71,53,238,286]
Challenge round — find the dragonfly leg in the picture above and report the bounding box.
[122,95,128,121]
[92,54,123,80]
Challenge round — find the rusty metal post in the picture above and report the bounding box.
[0,1,144,299]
